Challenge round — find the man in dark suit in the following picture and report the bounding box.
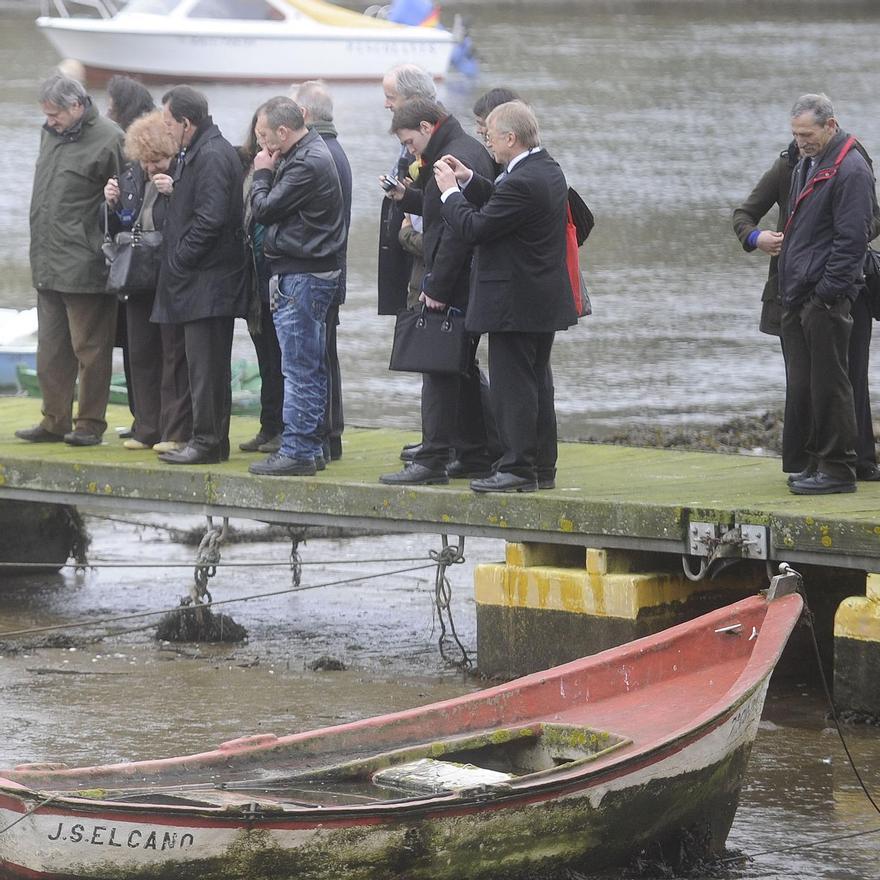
[435,102,578,492]
[379,97,495,485]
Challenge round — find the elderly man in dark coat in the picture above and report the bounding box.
[435,101,578,493]
[16,72,124,447]
[152,86,249,465]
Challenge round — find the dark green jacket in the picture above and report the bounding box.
[29,100,124,294]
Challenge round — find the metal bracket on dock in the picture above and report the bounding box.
[687,521,769,561]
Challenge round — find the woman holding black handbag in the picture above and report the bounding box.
[103,110,191,453]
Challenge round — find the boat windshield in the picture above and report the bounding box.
[188,0,284,19]
[122,0,180,13]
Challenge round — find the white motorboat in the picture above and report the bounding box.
[36,0,465,82]
[0,309,37,392]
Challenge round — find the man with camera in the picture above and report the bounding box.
[16,72,124,447]
[248,96,345,477]
[379,97,495,485]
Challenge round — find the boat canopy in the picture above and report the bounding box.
[119,0,410,28]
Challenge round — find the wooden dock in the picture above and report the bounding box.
[3,396,880,711]
[1,397,879,571]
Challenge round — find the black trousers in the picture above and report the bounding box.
[487,331,558,480]
[321,302,344,457]
[125,292,163,446]
[415,335,492,472]
[157,320,191,443]
[183,316,234,458]
[780,296,858,480]
[248,299,284,438]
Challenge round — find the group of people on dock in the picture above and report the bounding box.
[16,64,576,493]
[15,67,878,497]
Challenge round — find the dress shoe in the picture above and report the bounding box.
[400,442,422,462]
[248,452,316,476]
[446,459,494,480]
[789,471,856,495]
[379,463,449,485]
[158,445,221,465]
[257,435,282,453]
[856,463,880,481]
[152,440,186,454]
[64,430,102,447]
[786,468,815,486]
[239,432,273,452]
[470,472,538,493]
[123,438,152,450]
[15,425,64,443]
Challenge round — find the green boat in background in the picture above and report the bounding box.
[14,362,263,416]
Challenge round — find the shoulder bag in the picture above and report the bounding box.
[102,185,163,297]
[389,304,471,376]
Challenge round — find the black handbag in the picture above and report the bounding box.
[102,198,163,296]
[389,305,471,376]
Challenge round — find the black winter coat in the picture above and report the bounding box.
[152,119,249,324]
[398,115,494,310]
[778,129,875,309]
[441,149,578,333]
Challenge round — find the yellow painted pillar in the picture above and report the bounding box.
[833,573,880,717]
[475,542,761,678]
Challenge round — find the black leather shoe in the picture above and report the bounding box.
[15,425,64,443]
[786,468,815,486]
[400,442,422,462]
[856,463,880,481]
[64,430,102,447]
[239,432,272,452]
[257,435,282,454]
[159,445,221,465]
[470,472,538,493]
[380,463,449,485]
[446,459,494,480]
[248,453,316,476]
[789,471,856,495]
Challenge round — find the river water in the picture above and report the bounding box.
[0,0,879,877]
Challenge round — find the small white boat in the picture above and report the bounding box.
[36,0,462,83]
[0,309,37,392]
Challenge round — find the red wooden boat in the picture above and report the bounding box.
[0,590,802,879]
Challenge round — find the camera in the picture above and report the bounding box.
[380,174,399,192]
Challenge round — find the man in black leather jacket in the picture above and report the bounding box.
[248,96,345,477]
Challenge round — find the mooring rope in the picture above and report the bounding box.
[0,794,57,836]
[429,535,470,669]
[721,572,880,866]
[0,556,429,570]
[0,562,439,640]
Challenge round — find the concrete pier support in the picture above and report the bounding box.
[475,542,762,678]
[834,573,880,717]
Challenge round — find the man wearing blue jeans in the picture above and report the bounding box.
[248,97,345,476]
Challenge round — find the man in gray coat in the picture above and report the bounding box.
[16,72,124,446]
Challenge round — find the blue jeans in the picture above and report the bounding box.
[272,272,339,460]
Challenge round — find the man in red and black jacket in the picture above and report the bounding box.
[778,94,875,495]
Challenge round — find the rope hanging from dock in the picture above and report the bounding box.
[430,535,470,669]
